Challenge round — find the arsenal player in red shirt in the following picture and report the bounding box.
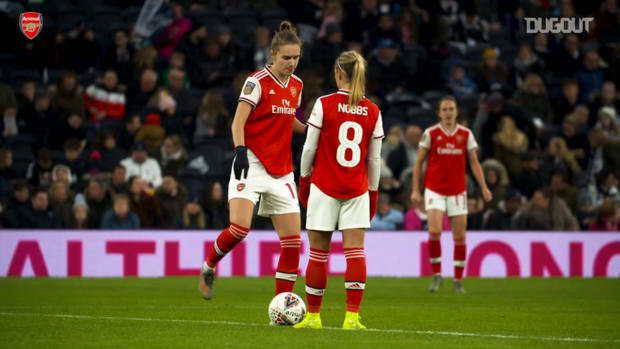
[199,21,307,305]
[295,51,383,329]
[411,95,492,294]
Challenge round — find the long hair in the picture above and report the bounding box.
[183,205,206,229]
[335,50,367,106]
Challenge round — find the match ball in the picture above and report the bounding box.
[268,292,306,325]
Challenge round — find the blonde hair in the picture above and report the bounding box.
[270,20,302,54]
[335,50,367,106]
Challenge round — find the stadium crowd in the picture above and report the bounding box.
[0,0,618,231]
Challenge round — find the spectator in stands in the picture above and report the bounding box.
[552,79,581,125]
[26,148,53,188]
[551,34,581,78]
[127,69,158,116]
[533,33,552,69]
[50,71,85,117]
[543,137,583,183]
[467,190,486,230]
[370,13,403,50]
[120,141,163,188]
[194,91,230,143]
[178,22,208,79]
[589,199,619,231]
[119,114,142,151]
[65,193,92,229]
[451,8,488,46]
[102,29,134,85]
[49,111,86,150]
[370,193,404,230]
[136,113,166,154]
[577,50,606,102]
[0,179,30,228]
[492,116,528,178]
[593,0,620,41]
[447,64,478,97]
[514,150,544,199]
[128,176,162,228]
[156,175,187,229]
[0,147,17,192]
[162,52,190,89]
[484,188,524,230]
[16,80,38,134]
[84,69,126,124]
[482,165,506,211]
[154,2,192,60]
[509,42,544,89]
[101,193,140,230]
[217,25,244,71]
[193,36,233,89]
[342,0,379,44]
[158,135,187,177]
[52,164,74,190]
[0,83,18,138]
[477,48,507,92]
[551,170,578,213]
[166,68,189,97]
[367,39,409,98]
[312,22,345,82]
[148,88,182,136]
[16,188,62,229]
[174,192,206,229]
[62,139,87,181]
[110,165,128,195]
[95,131,127,173]
[69,27,101,74]
[590,107,620,174]
[589,81,620,128]
[387,125,422,182]
[84,178,112,228]
[48,180,73,225]
[510,73,554,126]
[202,181,228,229]
[560,113,591,171]
[516,187,579,231]
[246,26,270,71]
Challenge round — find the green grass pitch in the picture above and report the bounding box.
[1,277,619,348]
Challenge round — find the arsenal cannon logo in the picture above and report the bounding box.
[20,12,42,40]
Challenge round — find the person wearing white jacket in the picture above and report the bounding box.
[120,141,163,188]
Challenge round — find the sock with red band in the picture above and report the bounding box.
[206,223,249,269]
[305,248,328,313]
[428,235,441,275]
[344,248,366,313]
[454,238,466,281]
[275,235,301,294]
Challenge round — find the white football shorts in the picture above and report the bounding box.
[306,184,370,231]
[424,188,468,217]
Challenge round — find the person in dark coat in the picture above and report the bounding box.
[100,193,140,229]
[16,188,62,228]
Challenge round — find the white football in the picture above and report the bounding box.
[268,292,306,325]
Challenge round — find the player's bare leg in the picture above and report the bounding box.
[271,213,302,295]
[295,230,331,329]
[427,209,444,293]
[341,228,367,329]
[450,214,468,294]
[200,198,254,300]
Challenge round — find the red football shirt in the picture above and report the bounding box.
[238,66,303,176]
[307,90,384,199]
[419,123,478,196]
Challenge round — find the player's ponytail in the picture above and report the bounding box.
[335,51,367,106]
[270,20,303,54]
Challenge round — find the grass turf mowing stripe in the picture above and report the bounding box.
[1,311,618,344]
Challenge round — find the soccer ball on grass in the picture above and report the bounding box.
[268,292,306,325]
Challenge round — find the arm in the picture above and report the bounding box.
[293,117,307,134]
[411,147,428,203]
[300,125,320,177]
[231,102,253,147]
[468,149,492,202]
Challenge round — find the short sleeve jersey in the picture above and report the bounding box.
[307,90,384,199]
[419,123,478,196]
[238,66,303,176]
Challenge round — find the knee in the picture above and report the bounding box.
[453,233,466,245]
[429,232,441,241]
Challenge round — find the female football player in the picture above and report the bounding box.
[295,50,383,329]
[199,21,307,301]
[411,96,492,293]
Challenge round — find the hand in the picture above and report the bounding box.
[369,190,378,220]
[411,190,422,205]
[298,176,311,208]
[482,187,493,202]
[233,146,249,180]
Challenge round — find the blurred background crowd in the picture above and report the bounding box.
[0,0,618,231]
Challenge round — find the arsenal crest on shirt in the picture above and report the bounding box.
[20,12,42,40]
[290,87,297,98]
[456,134,464,143]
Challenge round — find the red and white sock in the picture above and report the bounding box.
[205,223,249,269]
[305,248,328,313]
[428,235,441,275]
[275,235,301,294]
[454,237,466,281]
[344,248,366,313]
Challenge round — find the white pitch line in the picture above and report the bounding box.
[1,312,619,344]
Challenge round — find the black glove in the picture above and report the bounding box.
[233,146,249,180]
